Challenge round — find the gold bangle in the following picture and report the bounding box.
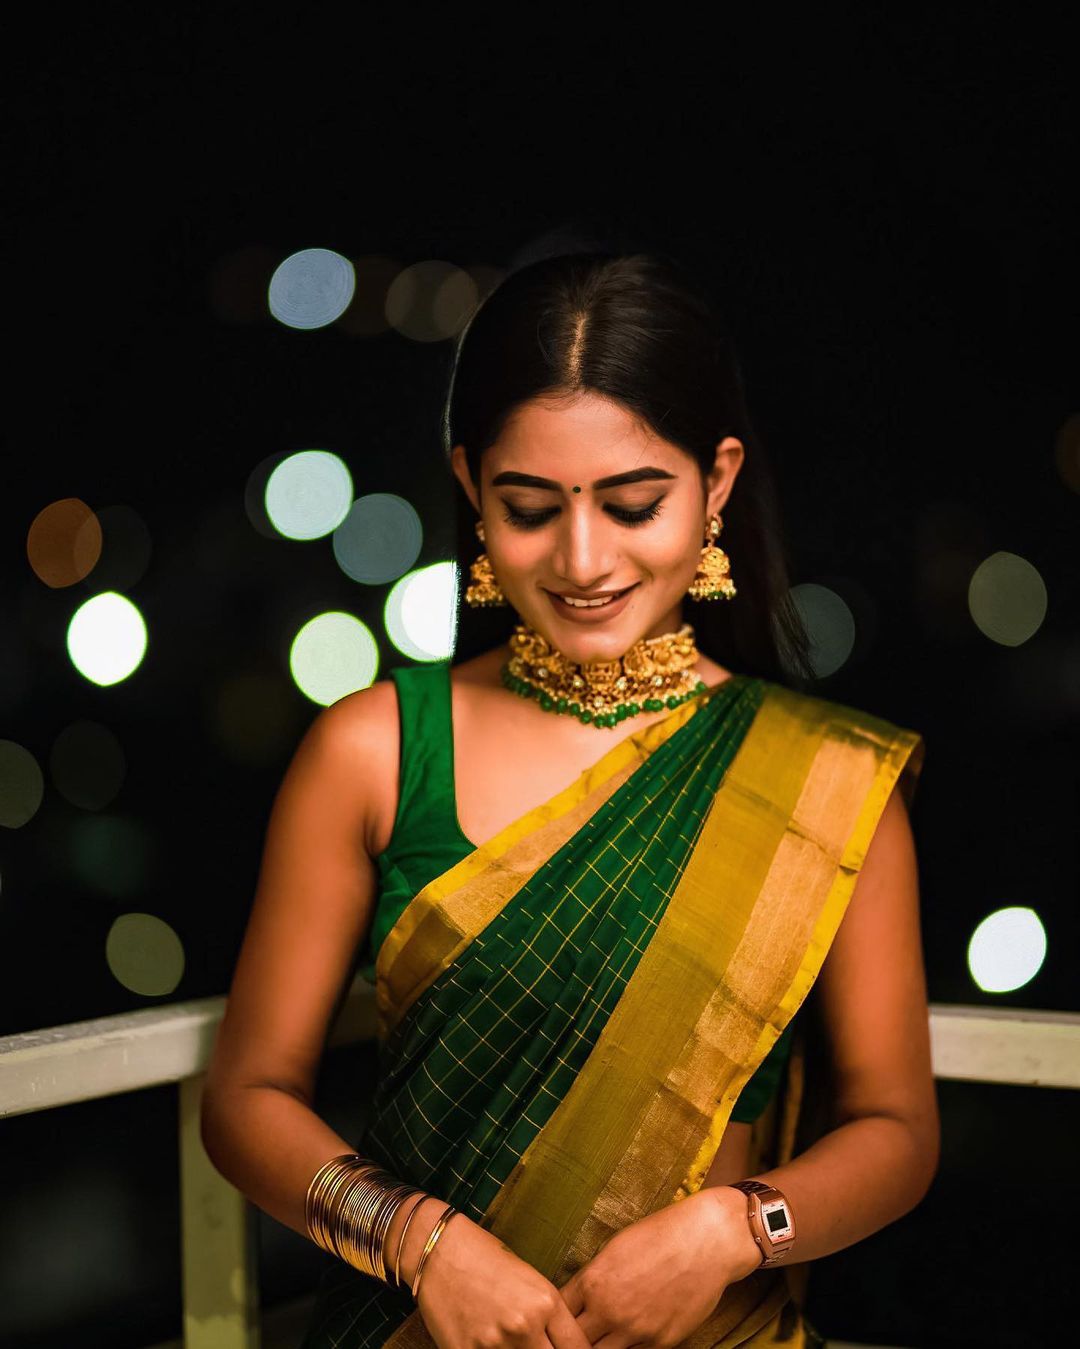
[343,1170,401,1276]
[411,1203,457,1300]
[307,1157,371,1255]
[324,1164,380,1268]
[374,1181,424,1281]
[339,1166,397,1276]
[393,1192,430,1290]
[305,1153,360,1238]
[305,1156,426,1284]
[344,1171,388,1273]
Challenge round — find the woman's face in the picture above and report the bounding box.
[450,391,744,666]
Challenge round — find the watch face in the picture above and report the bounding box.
[761,1199,793,1242]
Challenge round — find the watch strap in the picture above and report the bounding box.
[728,1179,772,1197]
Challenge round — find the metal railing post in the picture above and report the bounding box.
[179,1072,260,1349]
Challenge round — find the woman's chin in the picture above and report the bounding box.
[515,603,665,665]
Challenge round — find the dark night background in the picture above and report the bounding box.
[1,12,1076,1348]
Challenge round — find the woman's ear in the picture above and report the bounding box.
[705,437,745,519]
[450,444,481,514]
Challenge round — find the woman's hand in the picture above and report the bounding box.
[413,1207,594,1349]
[556,1187,762,1349]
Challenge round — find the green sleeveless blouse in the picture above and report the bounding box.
[356,661,793,1124]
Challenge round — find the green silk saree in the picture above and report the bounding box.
[300,673,924,1349]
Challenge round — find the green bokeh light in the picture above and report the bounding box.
[66,592,148,687]
[265,450,354,541]
[384,562,459,661]
[289,611,380,705]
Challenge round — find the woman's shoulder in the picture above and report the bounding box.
[309,678,403,856]
[319,648,501,752]
[320,675,401,743]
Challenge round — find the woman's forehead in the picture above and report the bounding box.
[490,394,687,476]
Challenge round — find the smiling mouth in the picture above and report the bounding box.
[549,584,636,609]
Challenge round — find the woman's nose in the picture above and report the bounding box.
[550,509,616,589]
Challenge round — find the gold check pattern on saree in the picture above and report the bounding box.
[300,676,765,1349]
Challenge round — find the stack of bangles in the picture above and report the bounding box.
[305,1153,457,1301]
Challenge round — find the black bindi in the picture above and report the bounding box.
[572,485,581,493]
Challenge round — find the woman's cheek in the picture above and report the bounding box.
[637,530,698,582]
[496,536,545,583]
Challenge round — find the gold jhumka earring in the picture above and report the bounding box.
[464,521,508,607]
[686,513,736,601]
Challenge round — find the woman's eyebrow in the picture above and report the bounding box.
[490,467,677,491]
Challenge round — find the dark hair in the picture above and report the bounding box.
[443,251,814,688]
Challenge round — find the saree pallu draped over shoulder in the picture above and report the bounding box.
[300,675,925,1349]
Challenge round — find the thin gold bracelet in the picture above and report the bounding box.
[411,1204,457,1300]
[393,1192,430,1290]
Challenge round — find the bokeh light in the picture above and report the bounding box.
[385,261,479,342]
[210,669,299,766]
[244,451,291,540]
[81,504,154,594]
[384,562,459,661]
[49,721,126,810]
[0,741,45,829]
[289,612,380,705]
[468,264,505,302]
[264,450,354,541]
[268,247,356,330]
[968,551,1048,647]
[333,493,423,584]
[106,913,185,997]
[70,815,152,897]
[1054,413,1080,494]
[433,267,480,338]
[67,592,148,687]
[26,498,102,588]
[789,583,857,678]
[967,906,1047,993]
[913,500,991,634]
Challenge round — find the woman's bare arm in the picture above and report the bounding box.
[200,681,448,1276]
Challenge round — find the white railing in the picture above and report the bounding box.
[2,982,1078,1349]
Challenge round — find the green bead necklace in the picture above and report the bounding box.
[500,664,708,728]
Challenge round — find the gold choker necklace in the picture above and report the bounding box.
[500,622,707,728]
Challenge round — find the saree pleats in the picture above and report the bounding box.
[299,677,924,1349]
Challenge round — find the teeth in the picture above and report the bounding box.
[561,592,619,608]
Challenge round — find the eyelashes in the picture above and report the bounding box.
[501,500,665,530]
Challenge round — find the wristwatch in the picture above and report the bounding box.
[726,1180,796,1267]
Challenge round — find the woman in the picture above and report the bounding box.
[200,252,938,1349]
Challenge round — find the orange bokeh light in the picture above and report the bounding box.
[27,498,102,587]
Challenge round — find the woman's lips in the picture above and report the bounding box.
[545,584,638,622]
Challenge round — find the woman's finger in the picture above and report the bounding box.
[558,1275,585,1317]
[546,1292,595,1349]
[591,1333,640,1349]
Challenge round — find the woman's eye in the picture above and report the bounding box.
[608,500,664,526]
[500,499,665,530]
[502,505,558,530]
